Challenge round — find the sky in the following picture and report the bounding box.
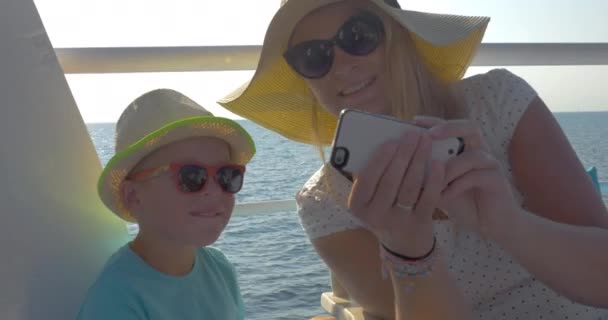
[33,0,608,123]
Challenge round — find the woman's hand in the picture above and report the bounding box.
[414,116,524,240]
[347,130,446,257]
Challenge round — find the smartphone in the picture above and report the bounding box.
[329,109,464,179]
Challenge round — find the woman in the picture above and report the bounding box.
[218,0,608,318]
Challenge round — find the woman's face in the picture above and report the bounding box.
[288,1,391,117]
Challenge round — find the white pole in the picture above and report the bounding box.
[0,1,129,319]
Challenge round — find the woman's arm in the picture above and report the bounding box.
[388,250,472,320]
[494,206,608,307]
[313,228,473,320]
[424,97,608,307]
[311,229,398,319]
[345,132,471,320]
[501,97,608,306]
[330,271,350,299]
[510,96,608,227]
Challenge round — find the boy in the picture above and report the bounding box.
[77,89,255,319]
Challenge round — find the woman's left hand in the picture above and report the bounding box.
[414,116,524,240]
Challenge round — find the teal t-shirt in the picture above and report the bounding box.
[77,245,245,320]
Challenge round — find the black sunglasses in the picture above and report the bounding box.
[283,11,385,79]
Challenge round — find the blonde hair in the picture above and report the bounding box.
[381,10,464,121]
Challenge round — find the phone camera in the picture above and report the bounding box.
[332,147,349,169]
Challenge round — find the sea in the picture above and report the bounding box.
[86,112,608,320]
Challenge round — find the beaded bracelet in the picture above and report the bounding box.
[379,237,439,293]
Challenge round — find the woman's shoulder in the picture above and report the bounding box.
[299,165,327,195]
[296,164,351,207]
[455,68,538,126]
[456,68,537,100]
[459,68,520,82]
[295,164,363,239]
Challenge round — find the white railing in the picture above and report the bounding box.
[233,199,297,216]
[55,43,608,74]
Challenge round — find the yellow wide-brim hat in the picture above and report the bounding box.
[98,88,256,222]
[218,0,490,145]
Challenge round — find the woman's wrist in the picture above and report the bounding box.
[382,237,436,261]
[378,225,435,258]
[379,236,440,294]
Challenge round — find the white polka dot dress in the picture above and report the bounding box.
[296,68,608,319]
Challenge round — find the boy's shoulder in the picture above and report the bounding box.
[197,246,235,272]
[83,245,141,293]
[197,246,241,293]
[76,246,142,319]
[196,246,243,314]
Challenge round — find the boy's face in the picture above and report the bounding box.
[123,137,236,247]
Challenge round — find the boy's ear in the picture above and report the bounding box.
[120,180,140,211]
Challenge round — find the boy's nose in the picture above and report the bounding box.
[202,177,223,196]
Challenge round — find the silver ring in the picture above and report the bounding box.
[395,203,414,212]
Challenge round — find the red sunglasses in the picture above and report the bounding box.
[129,163,246,194]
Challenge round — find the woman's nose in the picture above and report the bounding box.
[331,47,361,79]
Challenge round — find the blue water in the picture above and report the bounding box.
[86,111,608,320]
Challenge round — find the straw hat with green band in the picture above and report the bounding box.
[218,0,490,145]
[98,88,256,222]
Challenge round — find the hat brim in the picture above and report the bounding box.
[218,0,489,145]
[98,116,256,222]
